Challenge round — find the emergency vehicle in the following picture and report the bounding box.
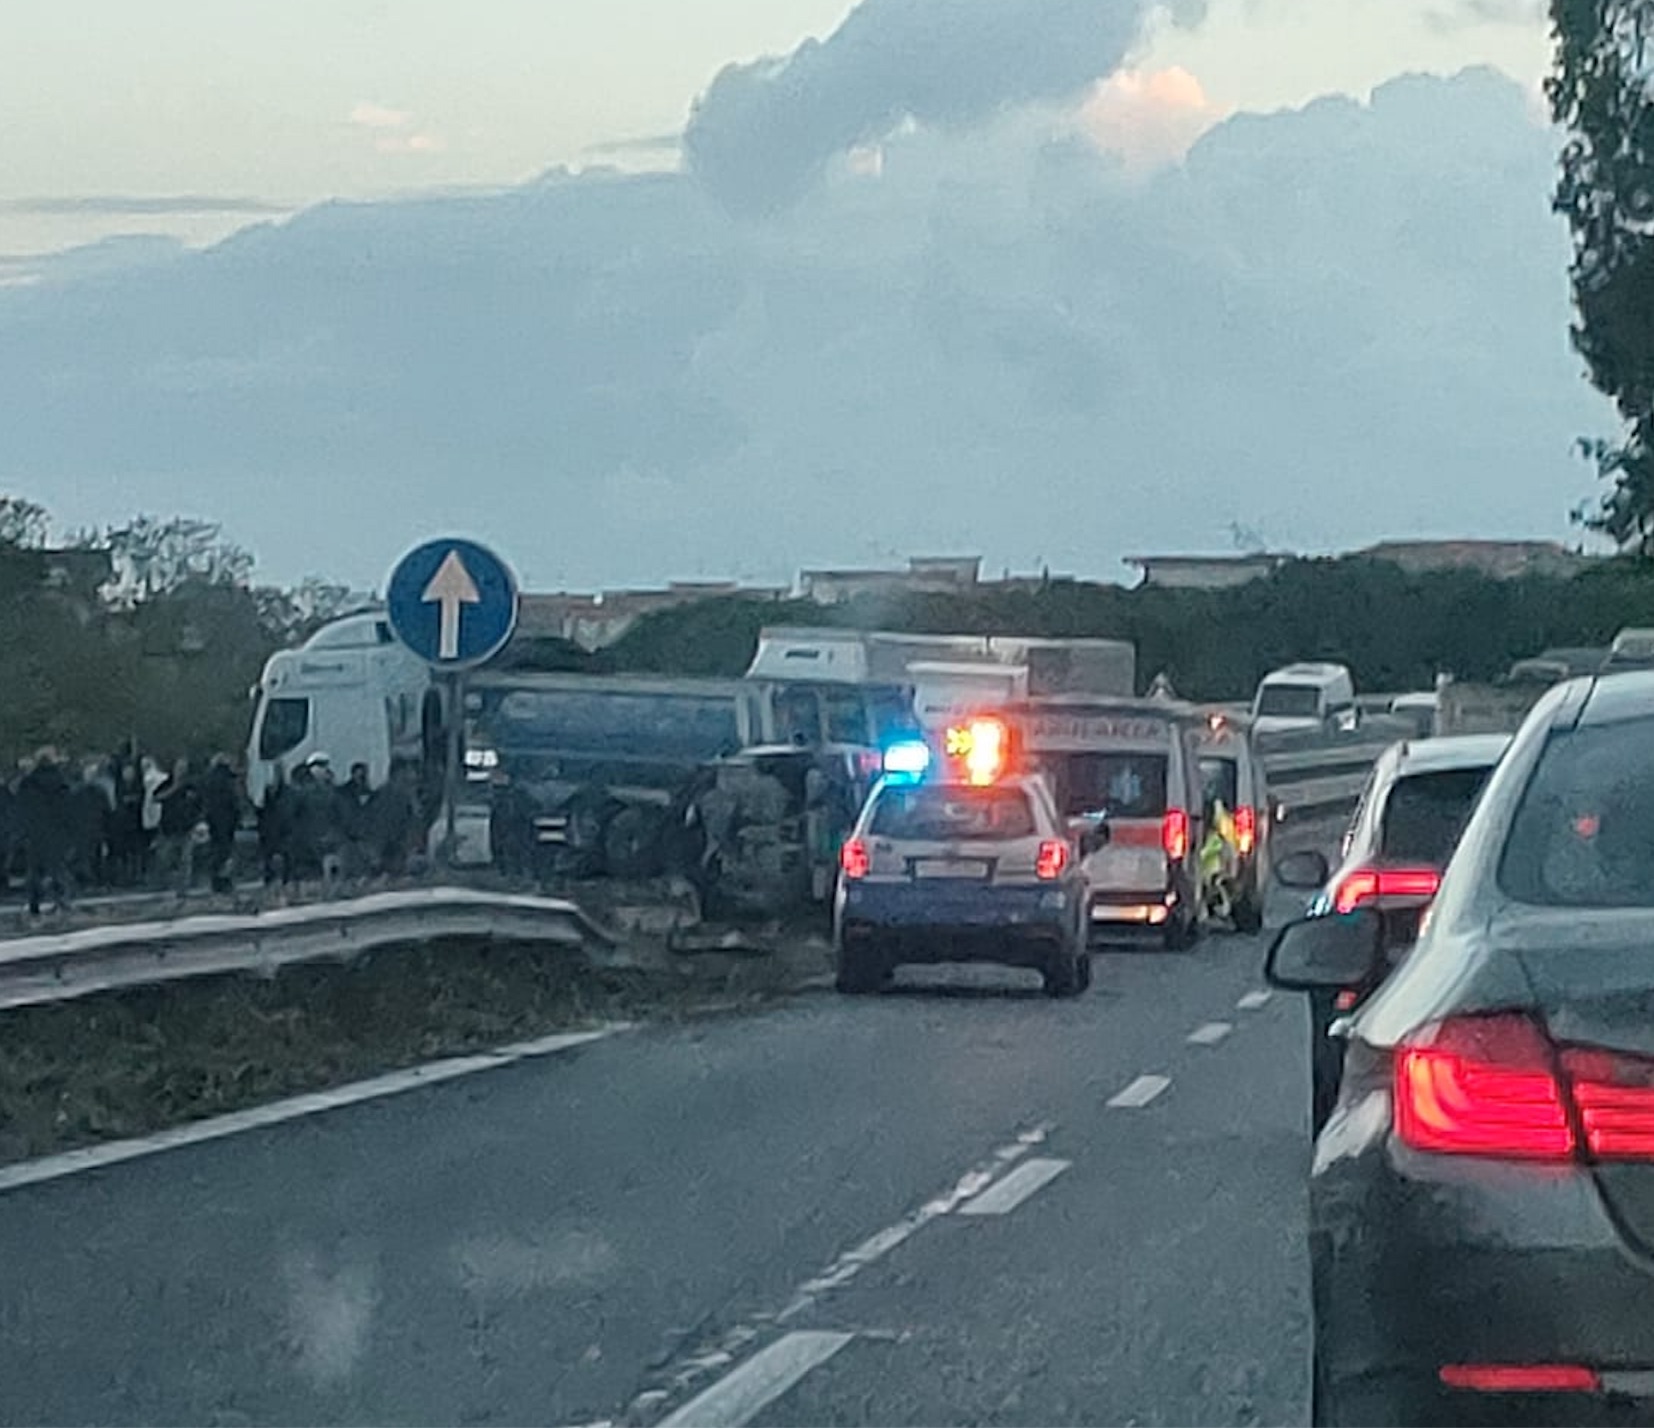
[1009,697,1207,950]
[832,716,1100,997]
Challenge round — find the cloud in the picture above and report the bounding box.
[0,68,1607,590]
[1077,65,1228,168]
[583,133,683,157]
[684,0,1207,215]
[1424,0,1546,30]
[348,100,414,130]
[0,195,285,216]
[374,132,446,155]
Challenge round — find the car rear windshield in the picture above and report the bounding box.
[1500,718,1654,908]
[1199,756,1239,812]
[1255,683,1321,718]
[870,785,1036,841]
[1038,752,1168,819]
[1379,766,1495,866]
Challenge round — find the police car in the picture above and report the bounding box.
[833,717,1102,997]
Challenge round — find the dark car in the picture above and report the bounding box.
[1277,733,1511,1133]
[1267,671,1654,1425]
[833,746,1099,997]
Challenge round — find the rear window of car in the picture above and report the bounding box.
[1379,766,1496,866]
[1199,756,1239,812]
[1256,683,1321,718]
[870,785,1036,841]
[1500,718,1654,908]
[1036,752,1168,819]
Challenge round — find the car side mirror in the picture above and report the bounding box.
[1274,848,1329,890]
[1265,909,1384,991]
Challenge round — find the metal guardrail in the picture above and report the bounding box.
[0,888,615,1012]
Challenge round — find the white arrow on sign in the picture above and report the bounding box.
[422,549,482,660]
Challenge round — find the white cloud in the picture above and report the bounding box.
[1076,65,1229,169]
[348,100,414,130]
[374,132,446,155]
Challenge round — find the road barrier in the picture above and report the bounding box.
[0,888,615,1012]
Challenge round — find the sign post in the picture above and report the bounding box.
[385,538,520,867]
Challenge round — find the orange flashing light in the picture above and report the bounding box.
[945,717,1010,786]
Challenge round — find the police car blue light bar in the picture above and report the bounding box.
[882,739,932,782]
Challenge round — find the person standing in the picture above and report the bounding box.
[156,758,204,894]
[201,755,242,894]
[17,747,75,916]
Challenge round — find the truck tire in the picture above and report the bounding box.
[603,807,661,880]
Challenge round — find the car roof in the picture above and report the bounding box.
[1390,733,1512,776]
[1579,669,1654,725]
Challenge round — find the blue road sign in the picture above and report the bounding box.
[386,538,519,669]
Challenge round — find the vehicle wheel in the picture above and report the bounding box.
[1043,947,1084,998]
[1163,906,1197,952]
[835,938,885,995]
[1233,893,1265,935]
[602,807,661,880]
[1313,1355,1435,1427]
[1076,950,1094,991]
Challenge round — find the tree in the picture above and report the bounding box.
[1549,0,1654,552]
[0,496,50,549]
[94,515,256,604]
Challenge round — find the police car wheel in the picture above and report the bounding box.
[835,939,885,995]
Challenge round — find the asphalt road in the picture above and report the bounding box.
[0,922,1314,1427]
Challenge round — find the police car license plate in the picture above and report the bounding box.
[914,858,990,880]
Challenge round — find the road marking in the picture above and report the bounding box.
[635,1121,1055,1422]
[1107,1073,1171,1108]
[658,1332,854,1428]
[0,1025,628,1195]
[958,1157,1070,1216]
[1237,990,1272,1010]
[1187,1020,1233,1046]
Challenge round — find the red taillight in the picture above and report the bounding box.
[1563,1045,1654,1160]
[1036,839,1069,880]
[1161,808,1189,862]
[1233,804,1256,856]
[1397,1015,1654,1164]
[1395,1016,1576,1161]
[839,838,869,880]
[1440,1364,1600,1393]
[1331,864,1441,915]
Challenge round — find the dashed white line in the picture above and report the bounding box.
[0,1025,628,1195]
[958,1157,1070,1216]
[1237,989,1272,1011]
[1187,1020,1234,1046]
[1107,1073,1171,1108]
[658,1331,854,1428]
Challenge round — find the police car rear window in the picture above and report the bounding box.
[870,786,1035,841]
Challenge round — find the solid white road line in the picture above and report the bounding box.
[0,1025,628,1195]
[1187,1020,1234,1046]
[1237,989,1272,1010]
[658,1331,854,1428]
[1107,1073,1171,1108]
[957,1157,1070,1216]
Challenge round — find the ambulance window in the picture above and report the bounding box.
[258,697,309,760]
[824,689,868,744]
[1057,753,1168,819]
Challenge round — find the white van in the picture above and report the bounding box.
[246,611,439,806]
[1250,662,1358,738]
[1012,697,1207,951]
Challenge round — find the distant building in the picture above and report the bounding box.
[1123,553,1289,591]
[519,581,784,652]
[798,556,985,606]
[1357,540,1590,581]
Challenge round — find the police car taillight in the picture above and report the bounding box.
[1036,840,1069,880]
[840,838,870,880]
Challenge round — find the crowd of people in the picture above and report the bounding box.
[0,747,427,915]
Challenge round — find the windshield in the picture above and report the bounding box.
[869,785,1035,841]
[1038,752,1167,819]
[1379,766,1496,866]
[256,697,309,761]
[1255,684,1322,718]
[1500,718,1654,907]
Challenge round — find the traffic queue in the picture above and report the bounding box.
[831,697,1271,996]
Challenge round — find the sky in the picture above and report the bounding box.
[0,0,1603,592]
[1,0,1550,256]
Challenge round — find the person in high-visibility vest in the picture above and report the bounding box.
[1199,797,1240,920]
